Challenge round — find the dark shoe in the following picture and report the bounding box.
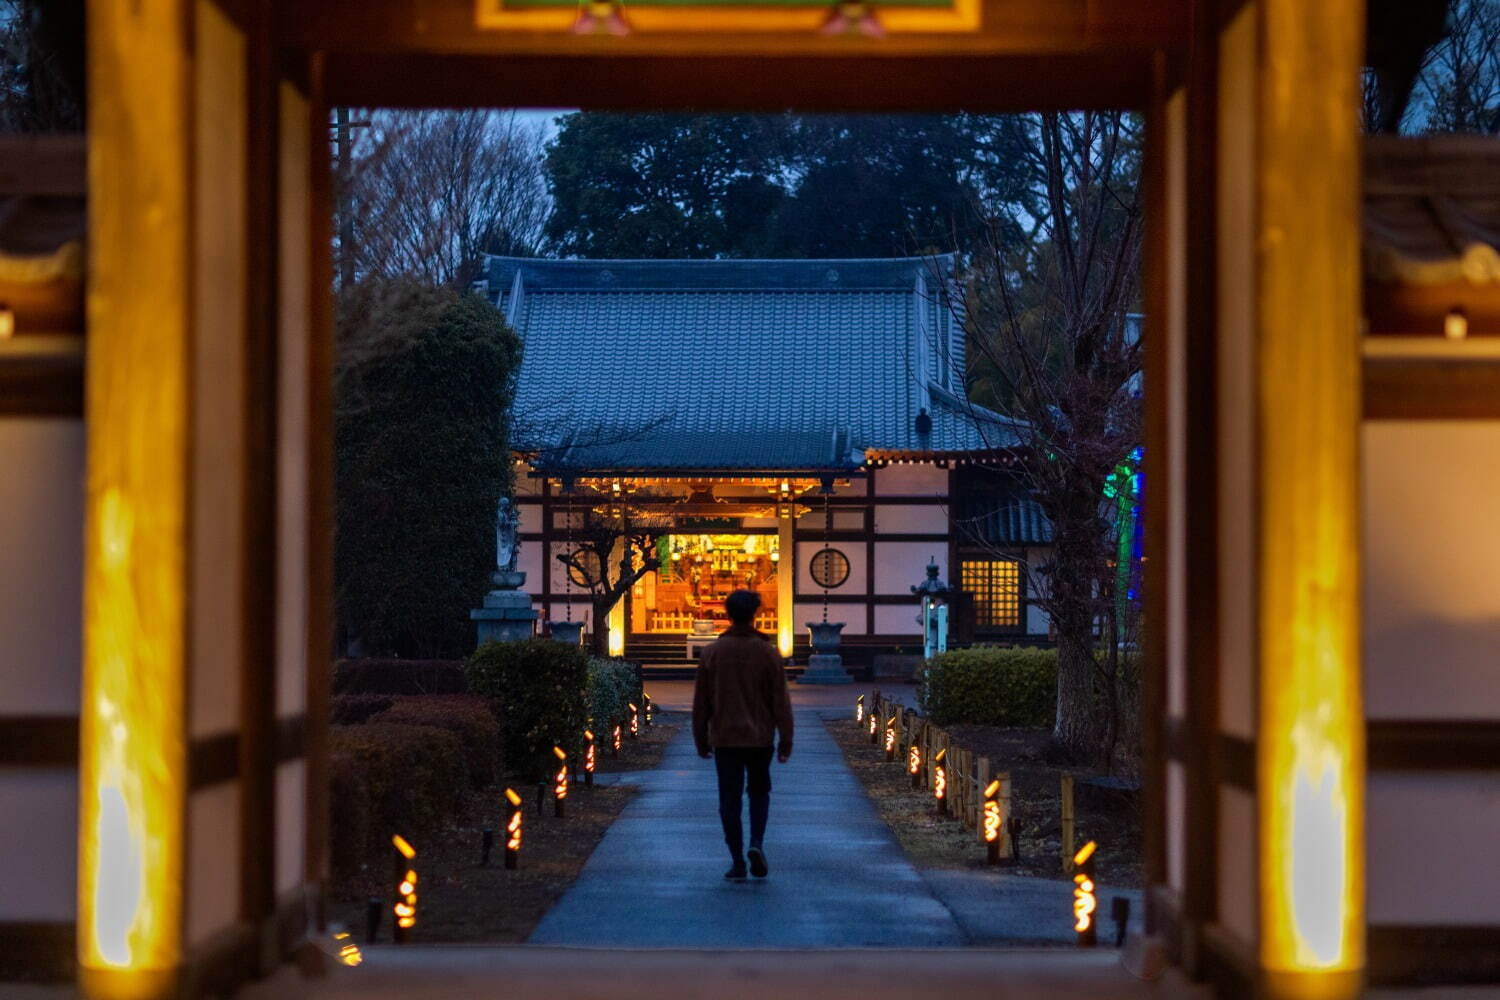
[747,846,769,878]
[724,862,748,881]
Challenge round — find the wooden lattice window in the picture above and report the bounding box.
[961,559,1021,628]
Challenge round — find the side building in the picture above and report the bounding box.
[479,254,1054,668]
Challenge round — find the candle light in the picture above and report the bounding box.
[933,749,947,815]
[505,787,522,869]
[552,746,569,818]
[1073,840,1098,947]
[584,730,597,786]
[884,716,897,761]
[391,835,418,942]
[908,742,922,788]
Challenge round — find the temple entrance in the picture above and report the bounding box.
[633,532,780,635]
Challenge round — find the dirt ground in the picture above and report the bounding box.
[331,721,678,944]
[825,716,1142,888]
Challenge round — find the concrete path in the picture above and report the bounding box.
[528,708,964,948]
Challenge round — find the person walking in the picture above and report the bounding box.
[692,589,794,881]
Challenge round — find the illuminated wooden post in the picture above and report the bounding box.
[867,709,878,745]
[883,716,897,762]
[643,693,653,728]
[776,486,795,658]
[1072,840,1098,947]
[908,740,922,788]
[932,748,947,815]
[612,723,622,757]
[1255,2,1365,996]
[81,1,193,994]
[983,774,1012,865]
[584,730,597,787]
[855,694,865,725]
[504,787,522,869]
[552,746,569,818]
[392,835,417,943]
[628,703,640,739]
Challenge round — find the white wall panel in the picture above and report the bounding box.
[873,604,922,637]
[187,783,239,946]
[0,770,77,921]
[1218,785,1256,944]
[875,542,947,595]
[276,758,306,893]
[1363,422,1500,719]
[0,419,83,714]
[873,504,947,534]
[795,540,866,597]
[873,464,947,496]
[1368,773,1500,924]
[794,603,866,636]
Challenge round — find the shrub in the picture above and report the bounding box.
[330,693,394,725]
[333,658,468,696]
[918,646,1058,728]
[327,722,466,885]
[587,657,640,733]
[466,639,589,780]
[370,695,503,787]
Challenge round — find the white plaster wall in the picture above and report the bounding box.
[873,604,923,637]
[276,758,305,893]
[1368,773,1500,924]
[875,542,947,595]
[795,540,866,597]
[190,0,246,740]
[1217,785,1256,945]
[1025,548,1050,636]
[517,544,544,593]
[873,504,947,534]
[518,504,543,535]
[1215,2,1258,743]
[514,472,544,497]
[0,419,83,714]
[187,783,239,946]
[1363,422,1500,719]
[795,603,866,636]
[873,463,948,496]
[0,770,76,921]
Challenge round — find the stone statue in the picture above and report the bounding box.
[496,497,520,573]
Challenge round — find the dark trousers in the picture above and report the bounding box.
[714,746,773,861]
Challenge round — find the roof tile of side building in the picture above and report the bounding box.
[482,254,1019,473]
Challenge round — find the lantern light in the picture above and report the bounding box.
[644,694,654,727]
[333,931,362,967]
[867,711,878,743]
[391,835,418,942]
[908,742,922,789]
[0,305,13,339]
[612,724,622,756]
[628,703,640,738]
[983,779,1003,864]
[584,730,597,786]
[505,787,522,869]
[884,716,898,761]
[933,749,948,814]
[1073,840,1098,946]
[855,694,865,725]
[1445,307,1468,340]
[552,746,569,817]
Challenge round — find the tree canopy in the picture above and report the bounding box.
[543,112,998,259]
[335,278,523,658]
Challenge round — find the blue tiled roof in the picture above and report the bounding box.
[485,255,1020,473]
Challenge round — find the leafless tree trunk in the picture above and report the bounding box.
[338,109,551,288]
[956,111,1143,759]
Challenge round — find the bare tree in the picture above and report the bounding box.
[1364,0,1500,135]
[955,111,1143,759]
[339,109,551,287]
[553,497,669,657]
[0,0,83,132]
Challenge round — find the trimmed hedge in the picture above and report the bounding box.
[918,646,1058,728]
[333,658,467,696]
[369,695,503,788]
[587,657,640,733]
[328,722,466,884]
[465,639,589,781]
[330,693,394,725]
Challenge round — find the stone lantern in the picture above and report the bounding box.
[911,557,950,661]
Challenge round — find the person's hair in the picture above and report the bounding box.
[725,589,761,627]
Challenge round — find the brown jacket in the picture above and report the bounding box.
[692,627,794,755]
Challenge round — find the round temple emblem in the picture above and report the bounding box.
[810,547,851,589]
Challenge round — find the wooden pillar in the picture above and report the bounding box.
[1254,0,1365,995]
[81,1,192,994]
[777,499,795,658]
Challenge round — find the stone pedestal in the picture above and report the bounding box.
[470,570,539,647]
[797,621,852,684]
[549,620,585,646]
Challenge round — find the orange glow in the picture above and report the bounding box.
[628,703,640,736]
[553,746,569,801]
[933,749,947,801]
[883,717,897,754]
[1073,873,1096,933]
[855,695,864,724]
[505,787,523,852]
[1073,841,1096,866]
[585,731,597,773]
[394,867,418,930]
[908,744,921,776]
[392,834,415,860]
[613,725,622,753]
[983,780,1002,844]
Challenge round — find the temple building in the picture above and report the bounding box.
[481,255,1055,667]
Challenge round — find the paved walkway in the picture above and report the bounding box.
[528,707,963,948]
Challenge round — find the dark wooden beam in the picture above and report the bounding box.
[321,51,1156,112]
[1368,720,1500,771]
[0,348,84,417]
[0,716,79,766]
[1368,925,1500,987]
[0,921,75,981]
[1363,357,1500,420]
